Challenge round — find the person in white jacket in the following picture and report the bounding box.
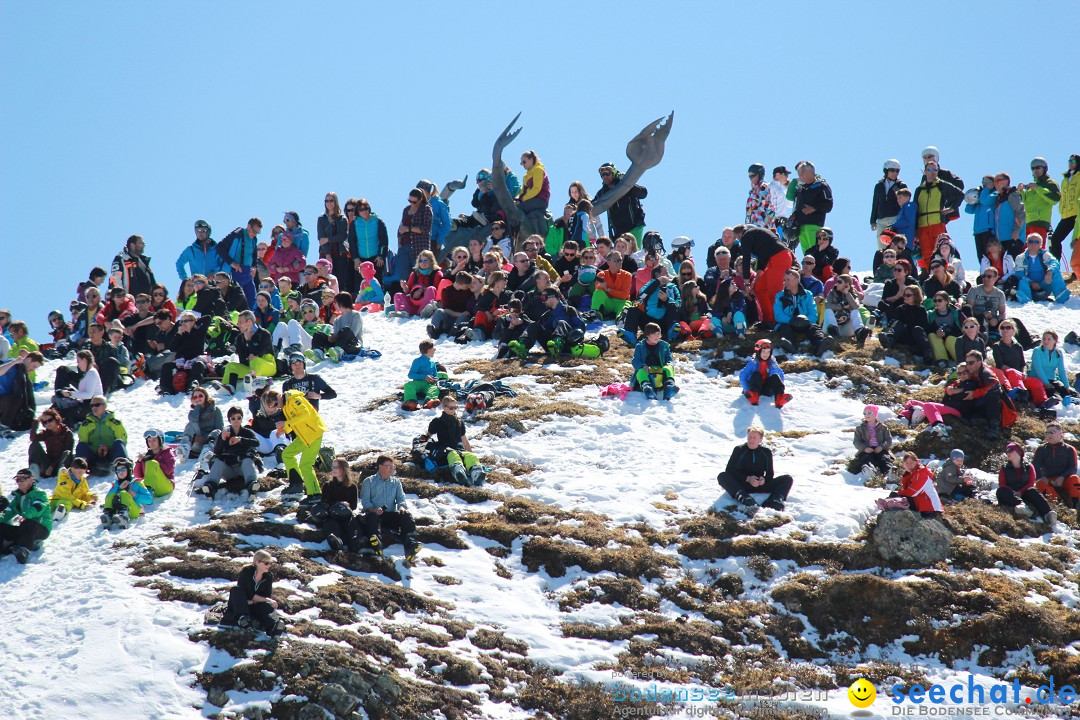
[51,350,103,426]
[768,166,794,222]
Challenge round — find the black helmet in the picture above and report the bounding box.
[48,309,64,321]
[113,457,134,473]
[748,163,766,178]
[642,231,665,256]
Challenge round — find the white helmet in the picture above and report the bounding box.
[1031,156,1048,170]
[883,159,901,172]
[965,188,980,205]
[921,146,940,162]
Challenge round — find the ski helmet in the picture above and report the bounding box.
[817,227,834,242]
[747,163,766,178]
[143,428,164,442]
[883,159,901,172]
[965,188,980,205]
[1030,157,1048,170]
[194,219,211,234]
[48,309,64,322]
[113,457,134,473]
[754,338,772,352]
[642,231,665,255]
[921,146,940,162]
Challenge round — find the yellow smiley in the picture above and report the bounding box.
[848,678,876,708]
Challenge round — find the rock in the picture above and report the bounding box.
[206,686,230,708]
[242,707,265,720]
[298,704,331,720]
[319,683,359,718]
[873,510,952,567]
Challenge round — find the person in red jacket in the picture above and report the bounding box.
[1032,423,1080,510]
[881,452,942,517]
[997,442,1056,526]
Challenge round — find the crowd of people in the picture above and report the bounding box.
[1,148,1078,595]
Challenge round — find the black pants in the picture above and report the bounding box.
[159,360,207,395]
[1050,216,1076,263]
[777,318,826,347]
[324,514,355,546]
[312,327,362,354]
[97,357,121,395]
[28,443,71,477]
[225,584,277,631]
[996,486,1052,519]
[747,372,784,398]
[0,393,34,431]
[855,450,892,473]
[521,319,584,351]
[329,250,356,295]
[716,472,794,502]
[54,366,83,393]
[0,519,49,550]
[885,321,932,360]
[360,510,418,548]
[971,386,1002,429]
[973,230,996,261]
[623,304,679,339]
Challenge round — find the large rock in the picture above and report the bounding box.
[873,510,952,567]
[319,683,359,718]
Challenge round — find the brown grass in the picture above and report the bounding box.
[521,537,678,580]
[479,395,601,438]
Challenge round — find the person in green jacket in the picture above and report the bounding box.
[73,396,128,471]
[0,468,52,563]
[1020,157,1061,247]
[1051,154,1080,270]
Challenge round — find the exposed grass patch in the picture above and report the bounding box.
[469,628,529,655]
[522,537,678,580]
[559,577,660,612]
[134,579,221,606]
[479,395,602,438]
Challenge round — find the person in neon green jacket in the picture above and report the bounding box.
[0,468,52,563]
[1052,155,1080,266]
[1020,157,1060,243]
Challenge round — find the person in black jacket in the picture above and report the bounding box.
[716,424,794,511]
[877,259,921,323]
[319,457,359,552]
[216,219,263,309]
[318,193,353,293]
[791,162,834,253]
[739,227,794,326]
[110,235,157,297]
[282,354,336,411]
[159,312,212,395]
[594,162,647,241]
[870,160,907,239]
[878,284,933,364]
[198,405,260,497]
[213,272,250,314]
[0,352,44,431]
[190,275,227,318]
[221,549,285,635]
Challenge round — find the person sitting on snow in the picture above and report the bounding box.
[1015,233,1070,304]
[219,549,286,636]
[73,396,128,472]
[27,408,74,480]
[631,322,679,401]
[508,287,603,359]
[738,338,791,407]
[100,457,153,529]
[49,456,96,521]
[402,340,442,411]
[773,269,830,356]
[997,442,1057,527]
[354,261,384,312]
[853,405,893,476]
[716,423,793,511]
[493,299,533,358]
[876,452,942,518]
[359,455,422,562]
[1033,423,1080,511]
[196,406,260,498]
[134,428,175,497]
[424,395,485,486]
[935,449,977,502]
[0,468,52,563]
[310,292,363,360]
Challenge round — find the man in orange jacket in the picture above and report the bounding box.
[590,252,633,319]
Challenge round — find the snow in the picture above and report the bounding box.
[0,295,1079,718]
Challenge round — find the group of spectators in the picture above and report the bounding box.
[2,147,1079,569]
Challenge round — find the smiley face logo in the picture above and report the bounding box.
[848,678,876,708]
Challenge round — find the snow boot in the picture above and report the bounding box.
[450,463,469,485]
[113,513,130,530]
[545,338,565,356]
[327,533,344,552]
[855,326,871,348]
[467,464,486,486]
[496,344,511,359]
[775,393,793,408]
[12,545,30,564]
[662,381,679,401]
[283,470,305,497]
[325,347,343,363]
[619,329,637,347]
[1044,510,1059,529]
[369,534,383,556]
[100,508,116,525]
[761,495,785,511]
[595,334,610,355]
[744,390,759,406]
[426,324,440,340]
[642,384,657,400]
[401,400,420,411]
[423,399,441,409]
[52,504,68,522]
[734,490,757,507]
[404,542,423,565]
[507,340,527,358]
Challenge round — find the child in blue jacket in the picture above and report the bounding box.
[888,187,917,254]
[738,339,791,407]
[100,458,153,528]
[631,323,679,401]
[402,340,442,411]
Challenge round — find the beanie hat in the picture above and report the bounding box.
[1005,442,1023,457]
[256,291,271,304]
[863,405,878,418]
[359,261,376,281]
[950,449,965,462]
[316,258,332,270]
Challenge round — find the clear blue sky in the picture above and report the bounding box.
[3,1,1078,338]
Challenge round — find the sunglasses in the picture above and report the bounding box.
[136,299,150,304]
[357,206,370,211]
[345,207,355,213]
[419,259,433,264]
[408,199,419,205]
[91,402,105,408]
[903,292,915,297]
[965,359,979,365]
[963,325,978,329]
[303,270,317,275]
[192,280,206,286]
[483,259,497,264]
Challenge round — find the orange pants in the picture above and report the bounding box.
[677,318,713,338]
[916,223,947,269]
[1035,475,1080,505]
[1070,239,1080,280]
[755,249,796,324]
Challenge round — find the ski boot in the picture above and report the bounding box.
[369,534,383,557]
[662,381,679,401]
[642,384,657,400]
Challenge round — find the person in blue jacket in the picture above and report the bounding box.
[282,211,310,257]
[631,323,679,400]
[1030,329,1072,402]
[176,220,225,280]
[1015,234,1070,304]
[349,199,390,283]
[620,274,681,345]
[216,218,263,310]
[773,269,830,356]
[887,187,917,254]
[739,339,791,407]
[964,177,997,259]
[99,457,153,528]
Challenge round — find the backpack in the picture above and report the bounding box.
[172,370,188,394]
[314,445,336,473]
[204,317,237,357]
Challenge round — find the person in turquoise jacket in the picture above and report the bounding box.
[176,221,225,279]
[402,339,442,410]
[349,203,390,281]
[283,212,310,257]
[1015,235,1070,303]
[1029,329,1071,400]
[887,187,917,253]
[631,322,678,400]
[965,178,998,259]
[0,468,51,563]
[773,269,830,356]
[418,181,451,255]
[101,458,153,526]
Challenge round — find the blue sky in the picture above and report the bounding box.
[2,1,1078,337]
